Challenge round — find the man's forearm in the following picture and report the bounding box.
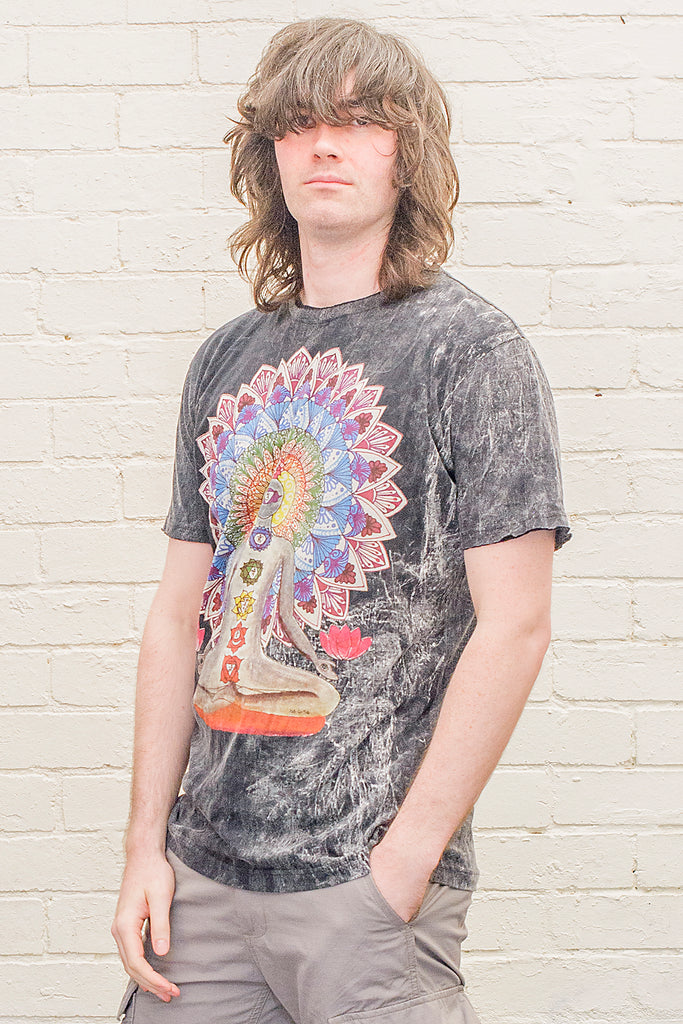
[382,620,550,871]
[125,598,198,858]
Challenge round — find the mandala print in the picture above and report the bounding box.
[198,346,407,650]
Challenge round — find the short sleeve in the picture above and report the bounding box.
[162,358,214,546]
[444,334,572,552]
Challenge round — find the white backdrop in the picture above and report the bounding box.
[1,2,682,1022]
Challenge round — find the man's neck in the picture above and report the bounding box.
[297,226,389,308]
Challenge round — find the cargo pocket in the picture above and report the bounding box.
[116,977,139,1022]
[328,983,481,1023]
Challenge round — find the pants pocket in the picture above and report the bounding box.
[116,977,139,1022]
[364,870,443,926]
[328,983,482,1023]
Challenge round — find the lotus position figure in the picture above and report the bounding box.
[193,477,340,719]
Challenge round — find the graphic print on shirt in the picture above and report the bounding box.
[193,345,406,737]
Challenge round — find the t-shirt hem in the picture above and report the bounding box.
[165,829,479,894]
[461,517,573,553]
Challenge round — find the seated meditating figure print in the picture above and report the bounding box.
[193,477,341,735]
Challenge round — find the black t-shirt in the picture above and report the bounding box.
[162,269,572,893]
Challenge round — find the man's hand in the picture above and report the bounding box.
[368,834,437,924]
[111,852,180,1003]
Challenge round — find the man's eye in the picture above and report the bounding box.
[352,117,370,127]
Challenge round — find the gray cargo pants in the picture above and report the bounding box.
[117,849,481,1023]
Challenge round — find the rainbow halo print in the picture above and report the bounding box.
[194,345,406,735]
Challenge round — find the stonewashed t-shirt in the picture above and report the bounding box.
[162,268,572,894]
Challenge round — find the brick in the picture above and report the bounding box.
[553,769,683,825]
[549,892,683,949]
[0,93,116,150]
[43,524,166,583]
[466,894,550,951]
[474,832,635,891]
[553,641,683,702]
[203,272,263,328]
[500,707,633,767]
[532,334,636,391]
[559,517,683,578]
[439,266,550,331]
[464,953,683,1017]
[198,25,289,84]
[62,775,130,831]
[0,341,126,400]
[637,832,683,888]
[0,587,131,645]
[628,455,683,513]
[636,335,683,388]
[29,27,192,86]
[126,338,202,397]
[551,582,631,641]
[3,0,125,23]
[469,891,682,952]
[0,466,119,525]
[0,156,32,213]
[600,144,683,203]
[0,402,49,461]
[527,647,552,702]
[554,393,683,451]
[0,649,50,706]
[0,774,59,831]
[122,461,174,520]
[0,279,35,335]
[462,206,630,268]
[119,212,241,272]
[53,399,178,459]
[551,266,683,329]
[0,711,132,770]
[475,769,552,829]
[132,584,158,635]
[41,276,204,333]
[0,899,44,954]
[634,583,683,640]
[635,81,683,141]
[0,216,116,274]
[204,149,258,210]
[636,709,683,766]
[463,81,630,145]
[120,90,241,149]
[47,893,118,953]
[449,144,554,205]
[0,529,39,584]
[51,647,137,708]
[130,0,295,20]
[34,152,203,213]
[561,454,631,516]
[0,833,123,891]
[0,960,125,1016]
[0,30,26,86]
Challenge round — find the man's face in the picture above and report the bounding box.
[273,82,399,242]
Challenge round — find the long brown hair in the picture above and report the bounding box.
[224,18,459,312]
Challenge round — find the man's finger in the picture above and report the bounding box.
[147,884,173,957]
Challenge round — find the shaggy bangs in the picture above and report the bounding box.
[225,19,459,312]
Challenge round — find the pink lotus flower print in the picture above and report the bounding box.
[320,623,372,660]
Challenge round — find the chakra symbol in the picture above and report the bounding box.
[227,622,248,652]
[249,527,272,551]
[240,558,263,586]
[233,590,255,621]
[220,654,242,684]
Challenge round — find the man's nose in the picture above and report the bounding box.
[310,123,342,158]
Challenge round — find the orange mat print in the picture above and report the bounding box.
[194,701,326,736]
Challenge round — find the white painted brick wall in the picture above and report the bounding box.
[1,4,681,1022]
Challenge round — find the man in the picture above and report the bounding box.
[113,17,572,1024]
